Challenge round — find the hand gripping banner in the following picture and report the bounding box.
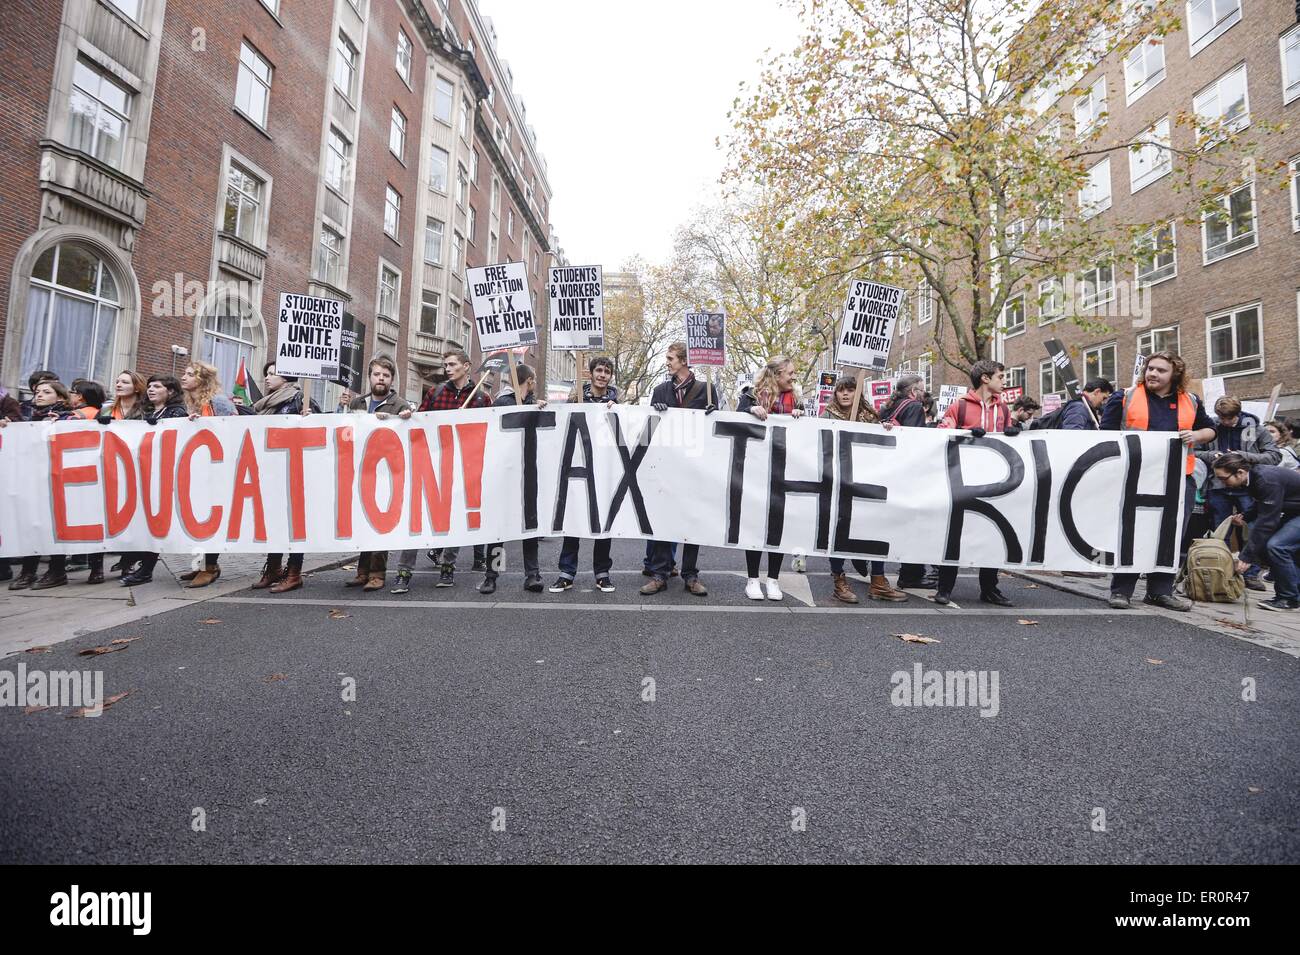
[0,407,1185,573]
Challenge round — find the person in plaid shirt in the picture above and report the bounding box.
[392,349,492,594]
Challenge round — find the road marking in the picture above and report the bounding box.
[213,595,1132,616]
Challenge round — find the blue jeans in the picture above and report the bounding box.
[649,541,696,581]
[558,537,612,580]
[829,558,885,576]
[1264,514,1300,601]
[645,539,673,569]
[1207,486,1260,577]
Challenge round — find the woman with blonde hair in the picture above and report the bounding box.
[177,361,236,587]
[736,355,804,600]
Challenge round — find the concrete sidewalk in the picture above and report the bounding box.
[0,551,352,657]
[1013,569,1300,658]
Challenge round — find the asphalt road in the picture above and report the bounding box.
[2,540,1297,863]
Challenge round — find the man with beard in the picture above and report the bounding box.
[346,357,411,592]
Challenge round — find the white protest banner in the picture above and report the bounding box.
[0,409,1186,574]
[835,280,904,371]
[467,262,538,353]
[275,293,344,380]
[685,312,726,366]
[548,265,603,351]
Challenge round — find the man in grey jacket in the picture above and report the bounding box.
[346,357,412,591]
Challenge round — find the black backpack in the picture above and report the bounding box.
[1033,403,1069,430]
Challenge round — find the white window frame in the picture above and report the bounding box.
[234,43,272,130]
[1201,181,1257,265]
[1284,25,1300,106]
[452,232,465,275]
[420,288,440,336]
[1037,277,1063,324]
[1135,221,1177,287]
[1079,261,1115,310]
[69,58,133,170]
[334,31,358,101]
[1073,76,1107,138]
[106,0,143,20]
[396,29,413,86]
[1137,324,1180,357]
[325,126,350,193]
[424,218,444,266]
[384,185,401,239]
[1193,63,1250,146]
[467,205,477,245]
[1129,117,1171,193]
[1124,36,1165,106]
[1080,158,1111,219]
[389,106,406,160]
[378,265,401,320]
[317,225,344,286]
[456,163,468,209]
[434,76,454,125]
[1006,365,1027,393]
[1290,157,1300,233]
[1039,359,1068,399]
[1082,341,1118,386]
[1187,0,1241,58]
[917,283,933,324]
[1206,302,1263,378]
[1001,293,1026,337]
[222,159,266,247]
[460,95,472,140]
[430,145,449,194]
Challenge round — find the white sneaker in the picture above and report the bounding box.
[765,578,783,601]
[744,578,764,600]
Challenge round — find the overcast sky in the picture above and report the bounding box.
[480,0,801,269]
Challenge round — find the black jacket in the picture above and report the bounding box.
[145,401,188,424]
[650,373,712,410]
[492,388,537,408]
[576,382,619,404]
[1238,466,1300,566]
[880,395,927,428]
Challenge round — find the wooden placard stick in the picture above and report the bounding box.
[460,372,489,409]
[1265,383,1283,423]
[507,350,523,406]
[849,367,865,420]
[706,367,714,409]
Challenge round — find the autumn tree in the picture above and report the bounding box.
[728,0,1280,373]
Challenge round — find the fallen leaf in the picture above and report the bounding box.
[253,797,268,806]
[24,646,51,654]
[1248,786,1261,794]
[78,644,128,656]
[893,633,940,645]
[264,673,288,683]
[327,609,348,619]
[1017,619,1039,626]
[24,705,50,715]
[199,618,221,625]
[68,689,133,718]
[1023,583,1039,589]
[1146,658,1164,665]
[1215,619,1253,632]
[110,637,140,645]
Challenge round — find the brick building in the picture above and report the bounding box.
[882,0,1300,416]
[0,0,555,409]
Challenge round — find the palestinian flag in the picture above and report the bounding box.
[232,356,261,406]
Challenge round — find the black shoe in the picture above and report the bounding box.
[548,577,573,593]
[1108,593,1131,610]
[979,589,1013,607]
[1244,576,1267,592]
[1143,593,1192,612]
[920,573,939,589]
[390,571,412,595]
[933,591,951,606]
[471,558,487,573]
[436,565,454,587]
[1258,597,1299,612]
[31,573,68,591]
[8,574,36,591]
[524,576,544,593]
[120,570,153,586]
[595,576,615,593]
[478,577,496,595]
[426,549,441,564]
[896,577,923,590]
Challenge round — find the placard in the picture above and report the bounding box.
[934,384,966,418]
[1043,338,1081,399]
[685,312,726,366]
[1003,386,1025,404]
[335,312,365,393]
[275,293,344,380]
[467,262,538,352]
[548,265,604,351]
[835,280,904,370]
[869,379,894,413]
[817,370,837,416]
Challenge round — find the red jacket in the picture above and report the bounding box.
[940,390,1010,432]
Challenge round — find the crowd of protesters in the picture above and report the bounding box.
[4,344,1299,613]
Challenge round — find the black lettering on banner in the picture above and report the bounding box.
[1029,439,1053,565]
[943,436,1025,563]
[1059,440,1120,566]
[1120,434,1183,567]
[603,413,658,535]
[766,425,833,550]
[833,431,893,556]
[552,413,600,533]
[712,420,767,544]
[500,410,556,532]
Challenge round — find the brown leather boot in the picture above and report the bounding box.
[363,572,385,591]
[270,570,303,593]
[869,575,908,602]
[252,557,283,590]
[832,573,859,604]
[186,565,221,589]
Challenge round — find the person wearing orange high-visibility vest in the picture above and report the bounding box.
[1099,351,1215,611]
